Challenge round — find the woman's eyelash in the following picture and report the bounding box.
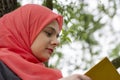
[44,30,59,38]
[44,31,52,36]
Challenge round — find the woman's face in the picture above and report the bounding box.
[31,20,60,62]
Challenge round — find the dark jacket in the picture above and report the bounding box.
[0,61,21,80]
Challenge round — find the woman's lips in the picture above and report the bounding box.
[46,48,53,54]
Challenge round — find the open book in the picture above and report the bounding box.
[85,57,120,80]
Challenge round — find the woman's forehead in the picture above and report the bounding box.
[45,20,59,31]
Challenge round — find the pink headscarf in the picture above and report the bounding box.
[0,4,63,80]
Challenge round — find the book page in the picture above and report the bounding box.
[85,57,120,80]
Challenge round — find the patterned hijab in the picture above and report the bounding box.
[0,4,63,80]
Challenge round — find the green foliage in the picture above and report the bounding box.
[49,51,63,68]
[110,44,120,58]
[98,0,116,18]
[43,0,53,10]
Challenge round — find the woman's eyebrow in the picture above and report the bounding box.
[46,27,56,31]
[45,27,58,33]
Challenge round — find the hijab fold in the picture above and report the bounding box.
[0,4,63,80]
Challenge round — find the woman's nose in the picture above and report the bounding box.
[51,37,59,46]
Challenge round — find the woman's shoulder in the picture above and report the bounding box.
[0,61,21,80]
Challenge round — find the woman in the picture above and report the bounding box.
[0,4,91,80]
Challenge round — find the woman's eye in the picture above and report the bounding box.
[45,31,52,37]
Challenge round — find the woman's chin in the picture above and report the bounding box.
[39,57,49,62]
